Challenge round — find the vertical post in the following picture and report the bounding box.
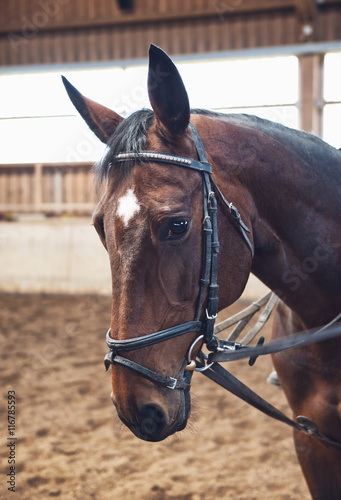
[34,163,43,211]
[298,53,324,137]
[54,169,62,206]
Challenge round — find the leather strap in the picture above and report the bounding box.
[214,291,273,336]
[202,361,301,429]
[240,293,279,345]
[106,321,201,352]
[105,353,190,390]
[208,317,341,364]
[211,178,254,258]
[113,151,212,174]
[189,122,220,338]
[201,360,341,449]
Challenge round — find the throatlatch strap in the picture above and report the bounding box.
[210,178,254,258]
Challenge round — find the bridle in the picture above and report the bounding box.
[104,122,254,389]
[103,121,341,449]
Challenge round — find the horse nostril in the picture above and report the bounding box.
[138,404,168,441]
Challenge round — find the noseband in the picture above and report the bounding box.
[104,122,253,389]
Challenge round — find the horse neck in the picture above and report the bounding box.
[202,116,341,327]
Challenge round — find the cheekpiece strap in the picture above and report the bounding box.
[188,123,219,342]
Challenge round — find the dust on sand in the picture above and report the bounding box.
[0,295,310,500]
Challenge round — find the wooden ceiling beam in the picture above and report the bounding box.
[1,0,297,35]
[2,0,341,35]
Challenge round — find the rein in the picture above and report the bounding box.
[199,308,341,449]
[104,122,341,449]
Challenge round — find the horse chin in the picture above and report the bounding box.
[113,389,191,442]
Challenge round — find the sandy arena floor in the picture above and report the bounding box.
[0,294,310,499]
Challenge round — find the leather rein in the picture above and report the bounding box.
[104,122,341,449]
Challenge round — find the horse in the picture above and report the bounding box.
[63,45,341,499]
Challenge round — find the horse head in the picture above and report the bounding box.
[63,45,253,441]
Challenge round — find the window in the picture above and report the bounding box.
[178,56,299,129]
[323,52,341,149]
[0,54,300,164]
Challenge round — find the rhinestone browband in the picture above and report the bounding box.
[115,152,191,164]
[111,151,212,174]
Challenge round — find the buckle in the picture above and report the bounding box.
[208,191,217,211]
[206,309,218,321]
[167,377,178,390]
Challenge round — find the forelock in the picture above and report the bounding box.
[94,109,155,186]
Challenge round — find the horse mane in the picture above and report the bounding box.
[197,110,341,177]
[94,108,341,187]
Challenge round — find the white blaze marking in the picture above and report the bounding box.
[117,188,140,226]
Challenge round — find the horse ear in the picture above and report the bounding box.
[62,76,123,144]
[147,45,190,137]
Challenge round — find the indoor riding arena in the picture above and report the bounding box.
[1,2,341,499]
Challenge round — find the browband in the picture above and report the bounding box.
[112,151,212,174]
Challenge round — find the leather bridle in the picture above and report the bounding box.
[103,121,341,450]
[104,122,254,389]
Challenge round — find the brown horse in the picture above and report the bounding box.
[63,45,341,499]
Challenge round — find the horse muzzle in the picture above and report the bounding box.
[110,389,191,442]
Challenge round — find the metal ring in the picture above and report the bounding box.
[195,360,214,372]
[187,334,217,372]
[187,334,204,363]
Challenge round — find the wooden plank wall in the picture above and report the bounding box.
[0,163,96,213]
[0,0,340,66]
[1,0,340,213]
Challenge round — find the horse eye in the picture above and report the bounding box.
[166,219,189,239]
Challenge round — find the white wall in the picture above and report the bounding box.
[0,219,268,299]
[0,219,111,294]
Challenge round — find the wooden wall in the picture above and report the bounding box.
[0,163,96,213]
[1,1,340,214]
[1,0,341,66]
